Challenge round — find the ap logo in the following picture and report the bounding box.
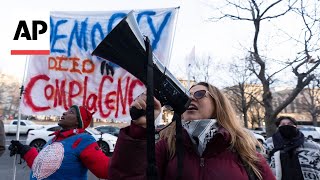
[10,10,50,55]
[14,20,48,40]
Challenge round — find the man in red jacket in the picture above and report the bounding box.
[9,105,110,180]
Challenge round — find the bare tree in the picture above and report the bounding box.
[211,0,320,136]
[248,101,265,127]
[0,72,6,105]
[0,71,20,118]
[299,77,320,126]
[224,57,262,128]
[187,54,215,83]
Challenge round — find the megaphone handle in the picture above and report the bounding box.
[130,106,146,120]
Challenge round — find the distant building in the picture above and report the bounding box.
[224,83,320,127]
[272,87,320,124]
[0,73,20,119]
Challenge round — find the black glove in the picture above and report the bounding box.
[8,140,31,157]
[130,106,146,120]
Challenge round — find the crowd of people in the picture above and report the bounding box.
[2,81,320,180]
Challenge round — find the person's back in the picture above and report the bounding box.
[0,119,5,156]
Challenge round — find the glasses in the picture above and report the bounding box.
[190,90,214,100]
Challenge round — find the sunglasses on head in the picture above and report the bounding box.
[190,90,214,100]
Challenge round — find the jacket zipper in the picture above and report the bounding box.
[200,157,205,179]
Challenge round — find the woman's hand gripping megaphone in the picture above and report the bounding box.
[130,92,162,128]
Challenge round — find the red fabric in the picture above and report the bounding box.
[128,121,147,139]
[78,106,92,128]
[24,129,84,168]
[257,153,275,179]
[72,138,82,149]
[72,105,93,129]
[51,129,85,142]
[109,124,276,180]
[23,129,110,179]
[109,125,148,180]
[80,142,110,179]
[23,147,38,168]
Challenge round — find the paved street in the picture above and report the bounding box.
[0,135,108,180]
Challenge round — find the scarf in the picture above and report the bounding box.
[271,130,304,155]
[271,130,305,180]
[182,119,218,156]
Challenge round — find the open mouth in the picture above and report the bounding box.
[187,104,198,111]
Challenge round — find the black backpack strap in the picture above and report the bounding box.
[173,113,184,180]
[243,162,257,180]
[145,37,158,180]
[237,153,257,180]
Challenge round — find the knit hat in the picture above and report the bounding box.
[71,105,93,129]
[275,116,297,127]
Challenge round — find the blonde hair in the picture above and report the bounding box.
[160,82,263,179]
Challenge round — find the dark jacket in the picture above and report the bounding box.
[265,133,320,180]
[109,123,275,180]
[0,120,5,156]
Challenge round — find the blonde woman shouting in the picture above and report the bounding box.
[109,82,275,180]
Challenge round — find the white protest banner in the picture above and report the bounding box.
[20,8,179,122]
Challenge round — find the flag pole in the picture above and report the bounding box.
[167,6,180,67]
[187,46,195,89]
[187,63,191,89]
[12,55,29,180]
